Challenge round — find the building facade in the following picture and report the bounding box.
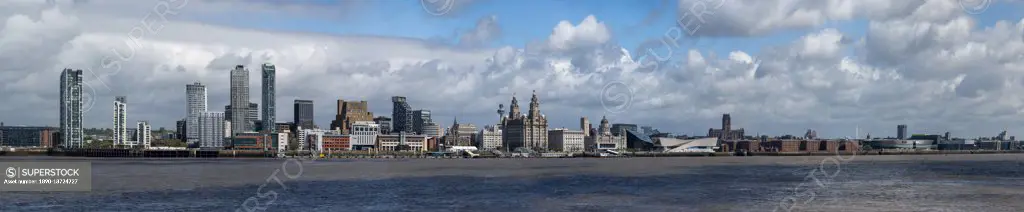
[412,110,432,135]
[391,96,413,133]
[586,116,626,150]
[0,126,56,147]
[422,122,441,138]
[60,68,84,148]
[175,119,187,140]
[330,99,374,134]
[231,132,279,151]
[261,63,276,133]
[350,121,380,150]
[198,112,226,149]
[610,123,638,136]
[113,96,128,147]
[376,133,428,152]
[224,103,258,132]
[293,100,315,130]
[478,125,502,150]
[549,128,585,152]
[229,65,250,135]
[137,121,151,149]
[501,91,549,151]
[185,81,207,145]
[321,134,350,152]
[373,116,392,135]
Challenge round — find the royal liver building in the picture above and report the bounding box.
[501,91,548,151]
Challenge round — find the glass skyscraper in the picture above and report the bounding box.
[261,63,276,133]
[59,68,83,148]
[391,96,412,134]
[186,81,207,145]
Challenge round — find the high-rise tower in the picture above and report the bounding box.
[230,65,250,135]
[391,96,412,134]
[113,96,128,147]
[186,81,207,145]
[59,68,84,148]
[261,63,276,133]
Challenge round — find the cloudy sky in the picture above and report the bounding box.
[1,0,1023,138]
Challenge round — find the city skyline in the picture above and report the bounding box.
[1,1,1024,138]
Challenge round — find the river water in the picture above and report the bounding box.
[1,154,1022,212]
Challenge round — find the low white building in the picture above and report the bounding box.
[586,134,625,151]
[351,121,379,150]
[297,127,325,152]
[276,132,289,155]
[377,133,428,152]
[548,128,585,152]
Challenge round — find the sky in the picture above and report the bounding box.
[1,0,1024,138]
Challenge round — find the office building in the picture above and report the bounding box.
[293,100,315,130]
[230,132,279,151]
[422,122,441,138]
[321,134,350,152]
[501,91,549,151]
[0,126,56,147]
[198,112,226,149]
[549,128,585,152]
[137,121,151,149]
[175,119,186,140]
[261,63,276,133]
[412,110,432,134]
[185,81,207,145]
[329,99,373,134]
[391,96,413,133]
[230,65,250,135]
[59,68,84,148]
[224,103,258,132]
[113,96,128,147]
[897,124,908,140]
[297,127,326,151]
[350,121,380,150]
[478,125,502,150]
[376,133,428,152]
[373,116,392,134]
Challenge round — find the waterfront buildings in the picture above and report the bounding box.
[197,112,226,149]
[321,134,350,152]
[261,63,276,133]
[478,125,502,150]
[350,121,380,150]
[377,133,428,152]
[391,96,413,133]
[229,65,250,135]
[580,117,590,137]
[185,82,207,145]
[548,128,585,152]
[330,99,374,134]
[224,103,258,132]
[296,127,325,151]
[708,114,744,140]
[137,121,151,149]
[113,96,128,147]
[0,126,56,147]
[422,122,441,138]
[293,100,315,130]
[444,118,477,147]
[585,116,626,150]
[230,132,279,151]
[59,68,84,148]
[501,91,549,151]
[373,116,392,135]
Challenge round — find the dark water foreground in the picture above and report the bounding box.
[1,155,1022,212]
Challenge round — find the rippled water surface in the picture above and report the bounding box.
[1,155,1023,211]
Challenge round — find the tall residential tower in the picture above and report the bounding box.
[294,100,315,130]
[185,82,207,145]
[261,63,276,133]
[113,96,128,147]
[230,65,250,135]
[391,96,412,134]
[59,68,84,148]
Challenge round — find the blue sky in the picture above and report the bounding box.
[201,0,1023,58]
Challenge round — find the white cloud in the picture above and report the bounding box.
[548,15,612,50]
